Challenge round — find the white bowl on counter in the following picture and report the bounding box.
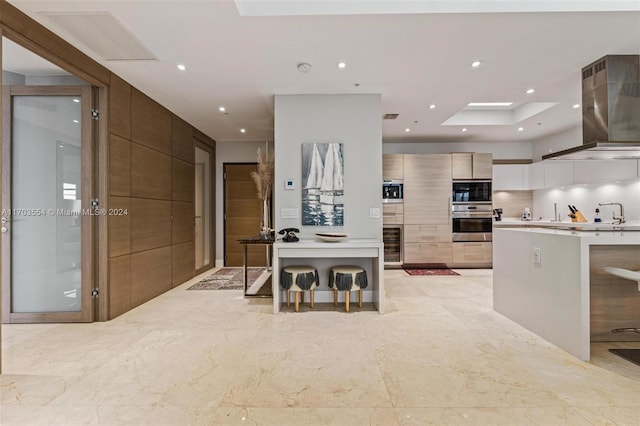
[315,232,347,242]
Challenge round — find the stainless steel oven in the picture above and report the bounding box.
[383,179,403,204]
[452,204,493,242]
[452,180,492,204]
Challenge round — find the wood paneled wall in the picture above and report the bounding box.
[107,76,214,319]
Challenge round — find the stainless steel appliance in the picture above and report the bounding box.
[543,55,640,160]
[383,179,403,204]
[383,225,403,266]
[452,204,493,242]
[452,180,492,204]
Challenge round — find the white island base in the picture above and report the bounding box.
[493,227,640,361]
[272,239,385,314]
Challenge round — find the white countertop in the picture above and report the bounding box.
[494,218,640,231]
[273,238,383,249]
[494,226,640,243]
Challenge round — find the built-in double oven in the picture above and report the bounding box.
[452,180,492,242]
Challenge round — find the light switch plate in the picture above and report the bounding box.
[533,247,541,265]
[369,207,381,218]
[284,179,295,190]
[281,208,299,219]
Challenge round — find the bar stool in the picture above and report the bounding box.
[280,265,319,312]
[329,265,368,312]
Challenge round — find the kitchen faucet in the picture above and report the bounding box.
[598,202,625,224]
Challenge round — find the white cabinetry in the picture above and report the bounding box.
[573,160,638,184]
[544,161,574,187]
[493,164,527,190]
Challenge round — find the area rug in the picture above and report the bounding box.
[402,267,460,276]
[609,349,640,367]
[187,267,267,290]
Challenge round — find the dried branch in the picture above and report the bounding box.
[251,144,274,200]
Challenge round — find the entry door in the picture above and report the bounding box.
[1,86,94,323]
[224,163,266,267]
[194,142,213,273]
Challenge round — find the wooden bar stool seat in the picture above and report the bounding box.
[280,265,319,312]
[329,265,368,312]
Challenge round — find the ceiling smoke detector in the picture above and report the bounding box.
[297,62,312,73]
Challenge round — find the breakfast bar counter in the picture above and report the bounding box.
[493,226,640,360]
[272,238,385,314]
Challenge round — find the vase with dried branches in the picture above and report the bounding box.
[250,143,274,238]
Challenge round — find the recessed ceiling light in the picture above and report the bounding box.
[572,104,580,109]
[337,61,347,69]
[462,128,468,132]
[73,119,79,123]
[177,64,186,71]
[219,106,226,112]
[429,104,436,109]
[471,60,482,68]
[405,128,411,133]
[240,128,246,133]
[73,98,80,103]
[467,102,513,107]
[518,127,524,132]
[526,88,535,94]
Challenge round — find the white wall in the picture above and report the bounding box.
[383,140,532,160]
[533,178,640,222]
[215,140,270,266]
[274,94,382,239]
[531,126,582,162]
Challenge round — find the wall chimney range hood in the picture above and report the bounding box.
[543,55,640,160]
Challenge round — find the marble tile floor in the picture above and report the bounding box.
[2,269,640,425]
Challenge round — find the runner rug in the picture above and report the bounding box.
[187,267,267,290]
[402,265,460,276]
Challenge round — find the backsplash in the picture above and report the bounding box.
[493,191,534,219]
[533,179,640,222]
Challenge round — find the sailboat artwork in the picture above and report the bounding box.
[301,142,344,226]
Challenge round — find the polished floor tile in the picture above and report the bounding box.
[2,268,640,425]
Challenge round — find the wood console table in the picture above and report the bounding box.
[237,235,275,298]
[272,238,384,314]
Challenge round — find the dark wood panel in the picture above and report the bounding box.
[109,196,131,257]
[109,255,131,319]
[172,242,195,287]
[194,129,215,148]
[109,134,130,196]
[131,89,171,154]
[172,115,194,163]
[0,2,110,85]
[130,198,171,253]
[590,245,640,342]
[131,247,172,307]
[172,201,194,244]
[172,158,194,202]
[109,74,131,139]
[130,143,171,200]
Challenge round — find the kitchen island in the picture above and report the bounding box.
[272,239,385,314]
[493,225,640,360]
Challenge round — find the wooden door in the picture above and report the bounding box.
[224,164,267,266]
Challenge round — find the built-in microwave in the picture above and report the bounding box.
[383,179,403,203]
[452,180,492,204]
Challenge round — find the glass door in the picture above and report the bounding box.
[2,86,94,323]
[194,141,213,272]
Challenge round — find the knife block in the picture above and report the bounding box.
[571,210,588,223]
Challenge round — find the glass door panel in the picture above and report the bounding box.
[2,87,93,323]
[194,144,212,271]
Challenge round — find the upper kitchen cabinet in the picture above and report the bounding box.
[383,154,404,180]
[544,160,574,187]
[493,164,528,190]
[573,160,638,184]
[404,154,452,224]
[451,153,493,179]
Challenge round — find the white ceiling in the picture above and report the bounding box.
[6,0,640,145]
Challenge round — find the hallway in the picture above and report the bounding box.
[2,269,640,425]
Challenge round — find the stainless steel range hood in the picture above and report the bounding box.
[543,55,640,160]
